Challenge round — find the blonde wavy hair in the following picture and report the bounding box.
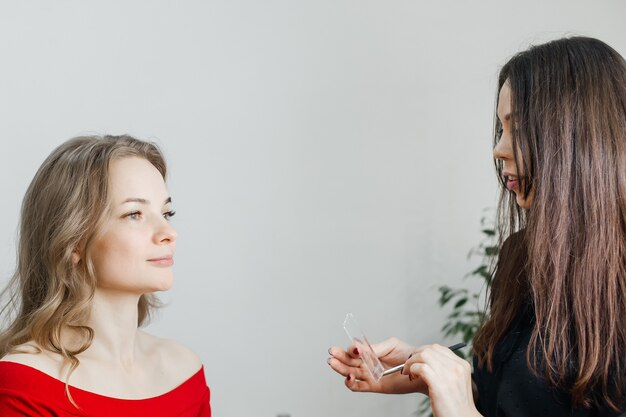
[0,134,167,398]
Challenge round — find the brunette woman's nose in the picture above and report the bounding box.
[493,134,512,161]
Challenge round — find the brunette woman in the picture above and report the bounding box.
[328,36,626,417]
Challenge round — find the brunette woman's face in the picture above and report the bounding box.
[493,82,534,209]
[90,157,177,295]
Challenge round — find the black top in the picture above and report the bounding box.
[472,235,625,417]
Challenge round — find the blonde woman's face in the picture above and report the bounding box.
[493,82,534,209]
[91,157,177,295]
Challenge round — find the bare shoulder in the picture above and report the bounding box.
[139,331,203,381]
[0,342,65,379]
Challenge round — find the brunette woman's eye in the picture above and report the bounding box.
[163,210,176,221]
[496,126,504,138]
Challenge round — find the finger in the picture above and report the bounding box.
[407,362,435,390]
[327,357,373,382]
[413,343,464,361]
[431,343,464,359]
[371,337,404,359]
[328,346,362,367]
[403,345,472,394]
[346,343,363,359]
[401,345,447,377]
[416,344,470,371]
[408,358,473,404]
[327,356,358,377]
[344,373,375,393]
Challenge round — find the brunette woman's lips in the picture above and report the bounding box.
[147,256,174,267]
[506,178,519,190]
[503,172,519,190]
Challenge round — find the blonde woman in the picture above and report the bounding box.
[0,135,211,416]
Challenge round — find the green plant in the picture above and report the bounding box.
[416,214,498,417]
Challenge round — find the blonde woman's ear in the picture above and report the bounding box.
[71,250,81,265]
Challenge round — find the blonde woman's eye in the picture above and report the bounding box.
[125,211,142,220]
[163,210,176,220]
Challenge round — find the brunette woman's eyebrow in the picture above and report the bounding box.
[497,112,511,121]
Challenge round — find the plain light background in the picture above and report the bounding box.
[1,1,625,416]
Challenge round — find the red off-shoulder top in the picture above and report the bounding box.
[0,361,211,416]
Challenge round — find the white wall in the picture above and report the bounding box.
[1,1,625,416]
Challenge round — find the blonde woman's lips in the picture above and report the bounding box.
[147,256,174,267]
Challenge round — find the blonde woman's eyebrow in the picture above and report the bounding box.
[121,197,172,205]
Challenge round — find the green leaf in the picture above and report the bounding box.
[463,327,475,343]
[454,298,468,309]
[485,246,498,256]
[479,269,492,280]
[439,288,467,306]
[448,311,461,319]
[471,265,488,277]
[435,209,496,383]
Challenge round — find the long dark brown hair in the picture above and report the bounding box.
[473,36,626,410]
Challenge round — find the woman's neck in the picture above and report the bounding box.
[81,289,143,369]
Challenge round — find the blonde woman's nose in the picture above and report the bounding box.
[154,219,177,244]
